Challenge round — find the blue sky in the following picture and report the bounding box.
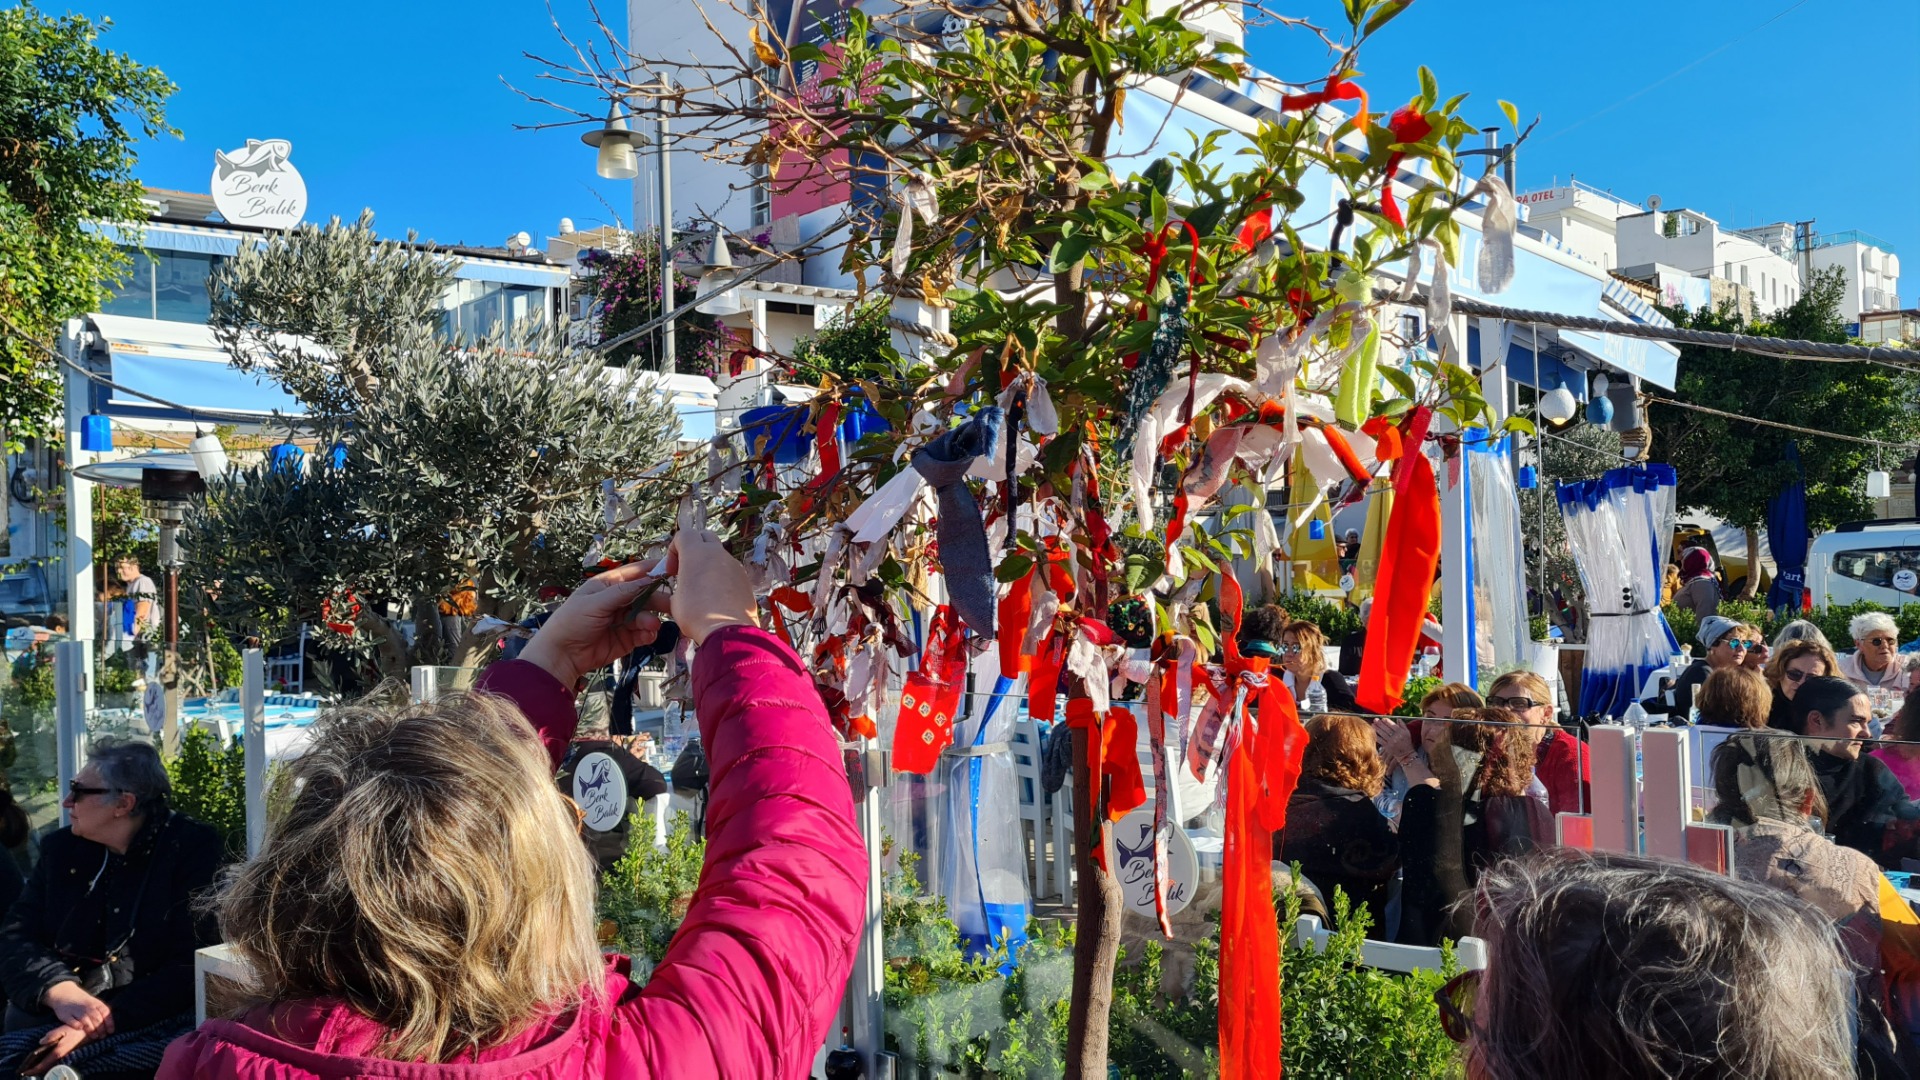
[82,0,1920,272]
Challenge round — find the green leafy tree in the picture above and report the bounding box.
[186,215,684,678]
[1648,267,1920,597]
[546,0,1522,1069]
[791,299,893,383]
[0,5,175,452]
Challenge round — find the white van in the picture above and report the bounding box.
[1807,520,1920,610]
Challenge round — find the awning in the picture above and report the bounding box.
[86,313,307,423]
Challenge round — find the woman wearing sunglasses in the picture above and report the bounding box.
[1483,671,1589,817]
[1439,849,1856,1079]
[0,739,223,1077]
[1641,615,1763,721]
[1842,611,1914,698]
[1763,637,1839,733]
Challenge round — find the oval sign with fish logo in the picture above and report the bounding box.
[1114,808,1199,921]
[572,752,628,833]
[211,139,307,229]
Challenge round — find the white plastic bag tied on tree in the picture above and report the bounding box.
[1471,174,1517,294]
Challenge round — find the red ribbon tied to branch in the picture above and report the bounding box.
[1212,571,1309,1080]
[1279,71,1370,133]
[1379,105,1434,228]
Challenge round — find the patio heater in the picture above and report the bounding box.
[71,451,213,751]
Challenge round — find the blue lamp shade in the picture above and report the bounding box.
[1517,465,1539,490]
[838,391,891,444]
[269,443,305,472]
[328,443,348,470]
[80,414,113,453]
[1309,519,1327,541]
[738,405,812,464]
[1584,396,1614,426]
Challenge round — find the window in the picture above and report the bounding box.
[100,250,156,318]
[1739,265,1749,286]
[1833,547,1920,593]
[154,252,219,322]
[1723,261,1733,280]
[1398,313,1422,342]
[99,248,223,322]
[440,281,551,342]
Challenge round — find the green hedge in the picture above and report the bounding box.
[1663,598,1920,652]
[608,834,1459,1077]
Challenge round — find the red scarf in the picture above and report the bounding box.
[1355,446,1443,715]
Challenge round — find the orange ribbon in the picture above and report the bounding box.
[1215,572,1308,1080]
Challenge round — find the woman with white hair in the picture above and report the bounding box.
[1840,611,1912,695]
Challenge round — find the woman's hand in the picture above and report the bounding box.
[23,1023,92,1076]
[519,527,760,688]
[1372,718,1415,769]
[41,981,111,1038]
[661,528,759,646]
[519,561,673,689]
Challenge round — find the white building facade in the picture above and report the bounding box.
[1809,231,1902,327]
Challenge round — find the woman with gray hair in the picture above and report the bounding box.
[1445,848,1859,1079]
[0,738,222,1077]
[1774,617,1836,653]
[1841,611,1913,696]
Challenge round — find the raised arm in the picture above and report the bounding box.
[499,530,866,1078]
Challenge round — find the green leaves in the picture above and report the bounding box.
[1498,99,1520,129]
[1049,227,1093,273]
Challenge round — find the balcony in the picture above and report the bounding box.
[1815,230,1896,253]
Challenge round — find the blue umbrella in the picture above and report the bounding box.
[1765,442,1809,613]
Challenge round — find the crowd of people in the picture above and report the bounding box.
[8,531,1920,1077]
[1253,582,1920,1076]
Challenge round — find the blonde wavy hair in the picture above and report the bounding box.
[214,691,602,1062]
[1282,620,1329,683]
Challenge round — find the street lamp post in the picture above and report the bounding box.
[585,77,677,372]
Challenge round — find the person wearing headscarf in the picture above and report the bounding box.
[1671,547,1721,620]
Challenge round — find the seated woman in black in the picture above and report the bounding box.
[1396,707,1548,946]
[0,739,222,1077]
[1278,713,1398,930]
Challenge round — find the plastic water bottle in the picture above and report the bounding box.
[1306,679,1328,716]
[1622,701,1648,782]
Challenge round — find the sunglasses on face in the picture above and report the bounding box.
[66,782,114,800]
[1784,668,1820,683]
[1864,637,1899,648]
[1486,695,1541,711]
[1721,639,1761,652]
[1278,644,1303,655]
[1434,969,1479,1043]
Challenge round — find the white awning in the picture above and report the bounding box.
[86,313,310,422]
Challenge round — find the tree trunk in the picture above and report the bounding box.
[1741,524,1762,600]
[1064,720,1123,1079]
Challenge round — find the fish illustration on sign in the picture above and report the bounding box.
[572,752,628,832]
[214,139,292,181]
[210,138,307,229]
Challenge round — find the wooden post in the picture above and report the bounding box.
[1064,719,1121,1079]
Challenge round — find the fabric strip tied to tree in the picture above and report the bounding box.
[911,406,1003,636]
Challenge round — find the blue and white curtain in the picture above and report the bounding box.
[1557,464,1678,716]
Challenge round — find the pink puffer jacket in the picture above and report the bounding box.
[158,625,867,1079]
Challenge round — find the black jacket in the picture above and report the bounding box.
[1642,657,1710,719]
[0,812,222,1031]
[1810,749,1920,868]
[1277,777,1399,931]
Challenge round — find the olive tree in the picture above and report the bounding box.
[187,215,682,679]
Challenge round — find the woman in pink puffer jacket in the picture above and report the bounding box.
[158,530,866,1079]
